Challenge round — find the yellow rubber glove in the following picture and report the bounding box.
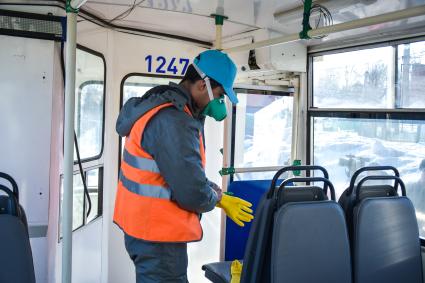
[230,260,242,283]
[217,194,254,227]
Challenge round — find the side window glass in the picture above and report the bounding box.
[313,47,393,109]
[74,49,105,161]
[310,40,425,237]
[233,90,294,180]
[59,167,103,238]
[120,75,181,154]
[397,41,425,108]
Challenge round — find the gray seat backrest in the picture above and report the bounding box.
[0,215,36,283]
[272,201,352,283]
[338,166,400,242]
[271,177,352,283]
[354,197,423,283]
[241,165,331,283]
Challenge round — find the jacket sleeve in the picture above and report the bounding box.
[141,107,219,213]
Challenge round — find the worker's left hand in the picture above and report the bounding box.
[217,194,254,227]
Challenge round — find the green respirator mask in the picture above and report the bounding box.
[192,62,227,122]
[202,95,227,121]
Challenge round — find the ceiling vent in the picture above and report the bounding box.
[0,9,64,41]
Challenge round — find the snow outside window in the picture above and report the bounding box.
[313,117,425,237]
[233,91,293,180]
[313,42,425,109]
[311,39,425,238]
[398,41,425,108]
[313,46,394,109]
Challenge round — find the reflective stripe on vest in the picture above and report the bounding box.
[113,102,205,242]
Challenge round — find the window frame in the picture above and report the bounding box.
[58,45,106,240]
[73,45,107,164]
[308,36,425,111]
[307,36,425,164]
[307,36,425,242]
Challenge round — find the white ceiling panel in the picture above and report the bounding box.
[15,0,418,46]
[84,0,256,25]
[83,0,258,42]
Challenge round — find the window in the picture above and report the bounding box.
[59,46,105,238]
[86,168,103,223]
[398,41,425,108]
[74,48,105,161]
[313,115,425,193]
[59,167,103,237]
[122,75,181,105]
[232,89,294,180]
[309,38,425,238]
[313,46,394,109]
[119,75,181,155]
[71,173,85,230]
[59,173,85,232]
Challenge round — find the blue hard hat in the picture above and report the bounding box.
[194,50,238,104]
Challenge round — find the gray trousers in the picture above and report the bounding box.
[124,234,189,283]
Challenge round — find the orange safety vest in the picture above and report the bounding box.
[113,102,206,242]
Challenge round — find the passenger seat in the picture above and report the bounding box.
[0,172,35,283]
[203,166,352,283]
[338,166,400,240]
[270,176,352,283]
[339,167,423,283]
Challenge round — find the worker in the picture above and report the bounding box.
[113,50,254,283]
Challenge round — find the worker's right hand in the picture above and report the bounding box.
[216,194,254,227]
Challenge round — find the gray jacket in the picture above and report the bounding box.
[116,83,219,214]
